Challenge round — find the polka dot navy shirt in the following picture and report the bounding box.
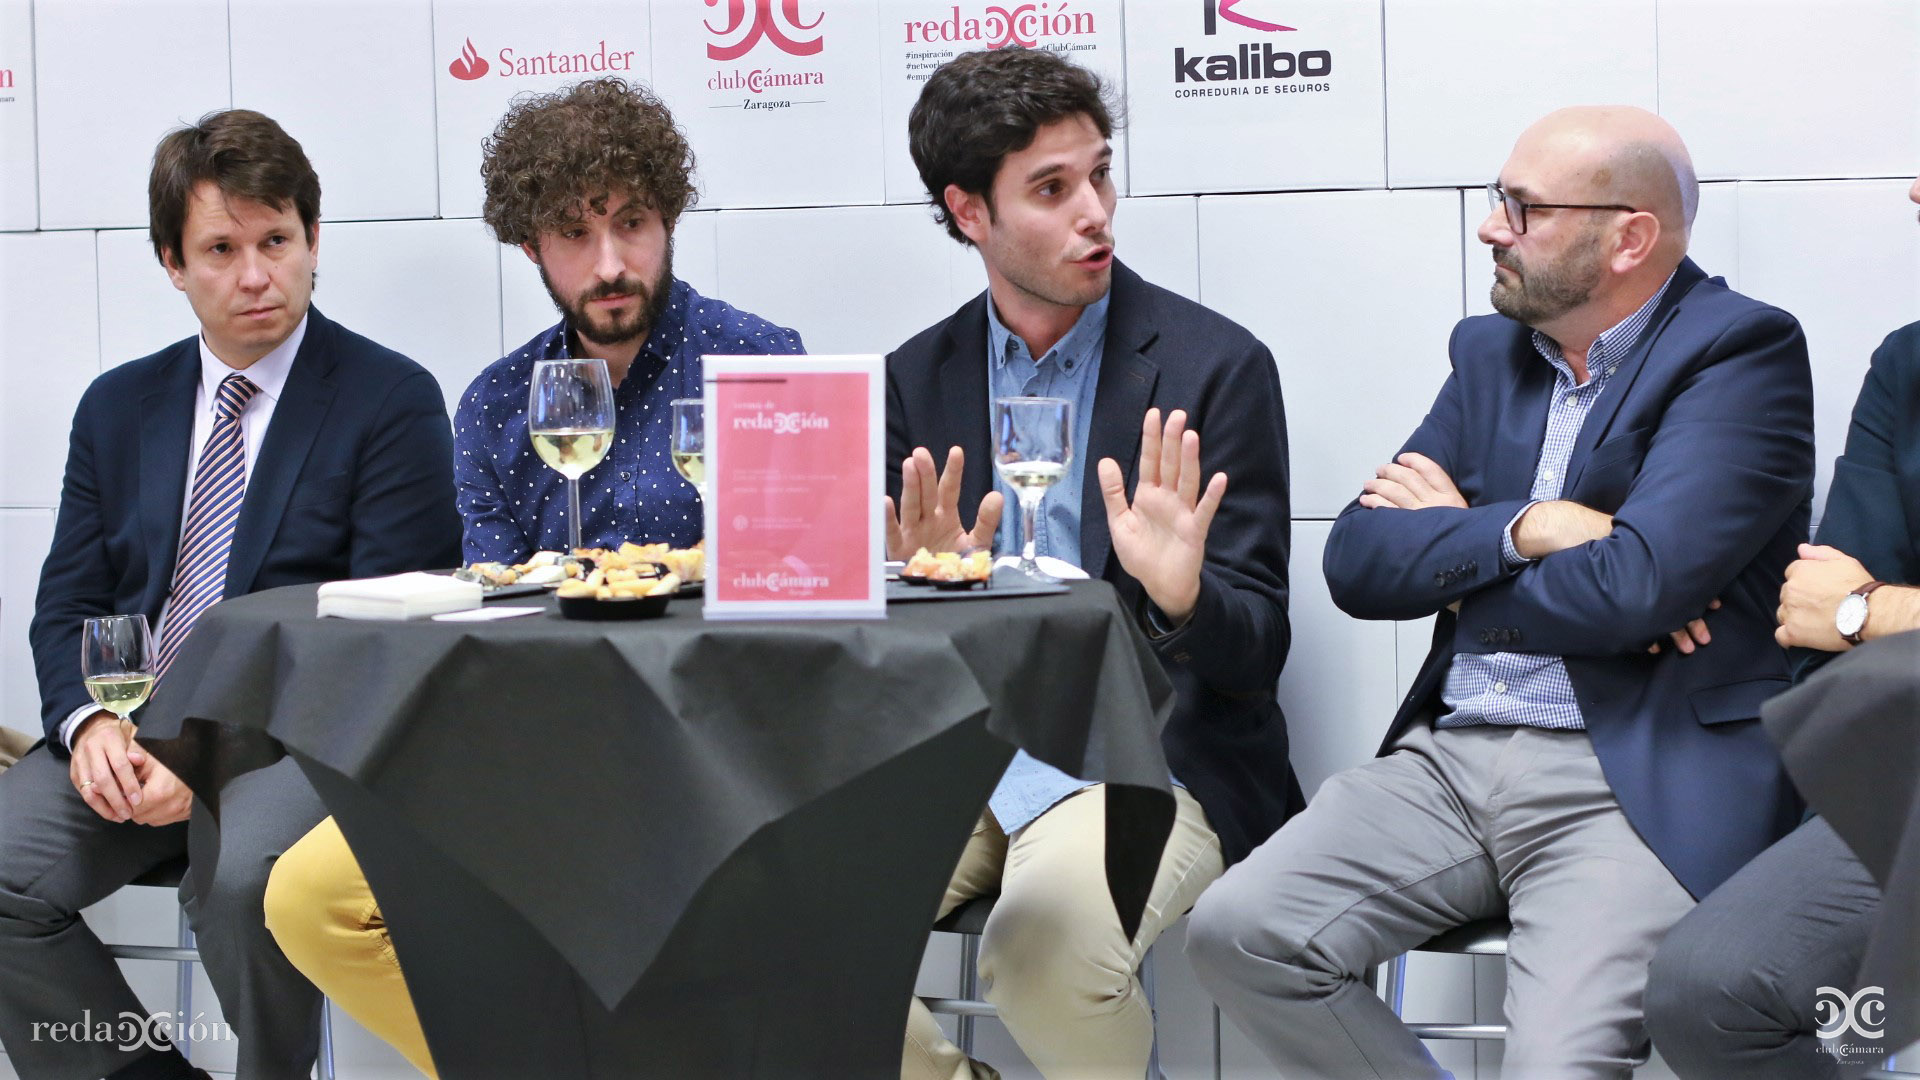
[453,278,805,564]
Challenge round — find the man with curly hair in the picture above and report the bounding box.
[257,78,803,1076]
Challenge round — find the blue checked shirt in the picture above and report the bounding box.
[1438,271,1675,730]
[454,279,803,564]
[984,294,1110,833]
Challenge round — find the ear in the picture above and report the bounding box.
[521,241,542,266]
[945,183,991,247]
[1610,211,1661,274]
[162,248,188,293]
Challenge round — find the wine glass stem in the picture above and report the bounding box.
[567,477,583,551]
[1021,493,1041,563]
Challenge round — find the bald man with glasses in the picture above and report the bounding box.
[1188,106,1816,1078]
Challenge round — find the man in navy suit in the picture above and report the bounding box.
[1645,175,1920,1079]
[1189,106,1814,1077]
[0,110,460,1079]
[885,47,1298,1079]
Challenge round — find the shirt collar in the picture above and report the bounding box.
[197,311,305,407]
[987,290,1111,374]
[1531,268,1677,383]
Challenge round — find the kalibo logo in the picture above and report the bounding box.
[1205,0,1295,34]
[705,0,824,61]
[901,4,1099,49]
[1815,986,1887,1041]
[448,37,489,80]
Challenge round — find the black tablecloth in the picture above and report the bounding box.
[1763,630,1920,1074]
[140,581,1176,1076]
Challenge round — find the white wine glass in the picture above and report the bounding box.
[81,614,155,724]
[529,358,616,553]
[992,396,1073,583]
[670,398,704,498]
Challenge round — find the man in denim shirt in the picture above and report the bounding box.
[885,48,1298,1080]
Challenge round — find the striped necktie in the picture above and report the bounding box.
[155,373,260,677]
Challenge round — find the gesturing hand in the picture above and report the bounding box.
[884,445,1004,560]
[1360,453,1468,511]
[1098,408,1226,627]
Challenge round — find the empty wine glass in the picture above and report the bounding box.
[528,358,616,553]
[992,396,1073,583]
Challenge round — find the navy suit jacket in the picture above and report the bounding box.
[1812,321,1920,594]
[1323,259,1814,900]
[885,261,1304,867]
[30,307,463,749]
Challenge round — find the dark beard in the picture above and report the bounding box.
[541,240,675,349]
[1489,226,1604,327]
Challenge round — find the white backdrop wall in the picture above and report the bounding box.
[1,1,1917,1077]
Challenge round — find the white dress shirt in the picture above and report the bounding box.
[61,316,307,747]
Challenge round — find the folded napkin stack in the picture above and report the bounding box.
[316,572,482,620]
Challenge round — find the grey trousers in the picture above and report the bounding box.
[1188,721,1697,1080]
[1646,816,1883,1079]
[0,746,327,1079]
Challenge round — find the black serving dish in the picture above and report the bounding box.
[557,592,672,621]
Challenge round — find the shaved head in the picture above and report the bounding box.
[1518,105,1697,246]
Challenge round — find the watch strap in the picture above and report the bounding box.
[1842,580,1887,645]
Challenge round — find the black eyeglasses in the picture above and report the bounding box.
[1487,182,1637,236]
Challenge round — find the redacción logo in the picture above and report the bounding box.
[1204,0,1295,34]
[448,37,489,80]
[706,0,824,61]
[902,4,1097,49]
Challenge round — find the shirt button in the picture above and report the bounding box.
[620,472,631,481]
[1541,468,1556,481]
[1564,394,1577,405]
[1493,681,1508,694]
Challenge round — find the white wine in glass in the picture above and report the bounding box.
[529,359,616,551]
[993,396,1074,583]
[670,398,705,496]
[81,614,155,721]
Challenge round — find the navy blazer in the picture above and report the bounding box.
[885,261,1303,867]
[1814,320,1920,586]
[30,307,463,749]
[1323,259,1814,900]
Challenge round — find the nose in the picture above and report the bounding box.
[1076,181,1110,236]
[1909,175,1919,205]
[592,229,626,283]
[1477,203,1514,248]
[236,247,271,291]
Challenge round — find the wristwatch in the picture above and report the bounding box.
[1835,580,1887,646]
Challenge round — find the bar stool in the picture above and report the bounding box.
[917,895,1163,1078]
[107,857,336,1079]
[1377,917,1511,1042]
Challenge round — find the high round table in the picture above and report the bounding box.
[140,580,1176,1078]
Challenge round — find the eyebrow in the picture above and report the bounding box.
[1500,180,1538,200]
[1022,146,1114,186]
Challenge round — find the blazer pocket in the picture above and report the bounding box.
[1690,676,1790,726]
[1571,426,1655,507]
[286,473,349,509]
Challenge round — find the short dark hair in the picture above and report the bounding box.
[907,47,1116,245]
[148,109,321,268]
[481,77,696,248]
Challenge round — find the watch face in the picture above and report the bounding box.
[1836,593,1869,637]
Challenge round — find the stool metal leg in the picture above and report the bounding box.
[1141,944,1160,1080]
[956,932,980,1057]
[174,910,195,1062]
[1381,953,1408,1016]
[318,998,337,1080]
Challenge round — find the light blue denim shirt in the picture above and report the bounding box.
[982,294,1115,834]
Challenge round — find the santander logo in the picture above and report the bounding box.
[448,37,490,80]
[705,0,824,61]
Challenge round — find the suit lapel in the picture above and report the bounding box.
[934,294,996,512]
[1080,264,1159,579]
[226,309,338,595]
[1562,258,1706,490]
[139,343,202,596]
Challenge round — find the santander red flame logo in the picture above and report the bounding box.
[449,37,490,80]
[704,0,823,61]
